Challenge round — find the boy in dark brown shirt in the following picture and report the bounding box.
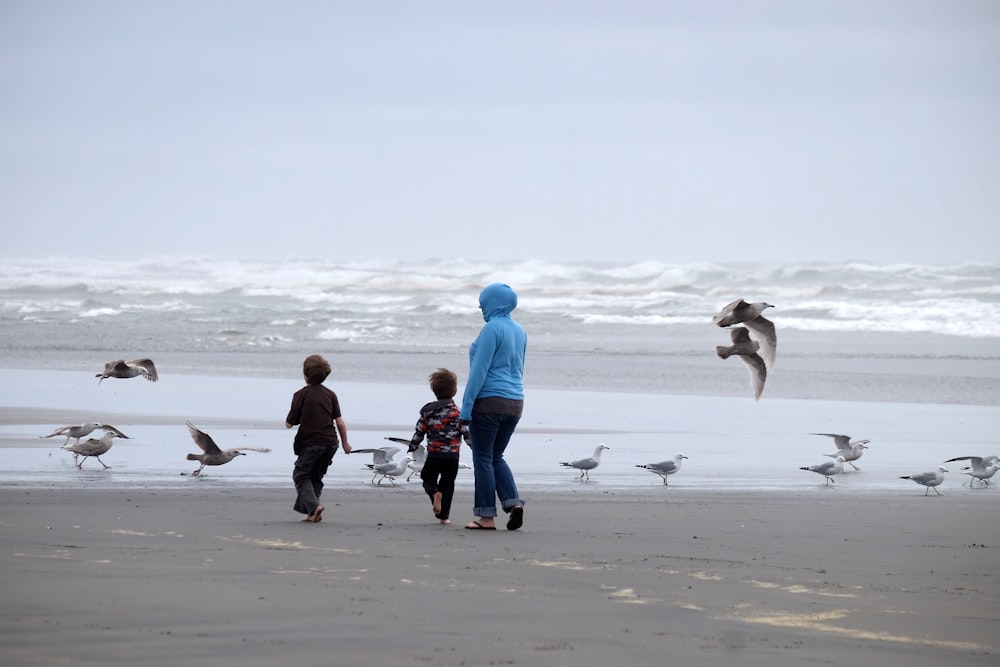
[285,354,352,523]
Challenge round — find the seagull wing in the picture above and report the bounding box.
[944,456,982,470]
[737,352,767,400]
[812,433,852,450]
[107,360,130,375]
[743,316,776,370]
[100,424,130,438]
[186,421,222,455]
[129,358,158,381]
[712,299,748,327]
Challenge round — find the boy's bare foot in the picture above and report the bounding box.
[432,492,442,514]
[439,519,451,525]
[302,506,324,523]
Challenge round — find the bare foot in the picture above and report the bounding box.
[432,492,442,514]
[302,506,324,523]
[439,519,451,525]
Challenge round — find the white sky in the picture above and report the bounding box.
[1,1,998,263]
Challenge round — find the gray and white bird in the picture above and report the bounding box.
[184,421,270,476]
[800,456,846,485]
[716,327,767,400]
[636,452,688,485]
[96,358,159,383]
[812,433,870,470]
[944,456,999,487]
[712,299,777,371]
[367,454,414,486]
[42,422,127,447]
[62,429,130,469]
[900,466,949,495]
[354,445,402,481]
[559,444,610,480]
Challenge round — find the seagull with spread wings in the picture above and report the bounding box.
[184,421,270,476]
[96,358,159,383]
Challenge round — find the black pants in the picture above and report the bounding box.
[420,457,459,520]
[293,444,336,516]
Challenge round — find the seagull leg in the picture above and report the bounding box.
[932,487,942,496]
[96,456,110,469]
[849,462,861,471]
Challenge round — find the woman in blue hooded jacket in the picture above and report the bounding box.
[461,283,527,531]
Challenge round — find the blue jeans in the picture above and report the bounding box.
[469,412,524,518]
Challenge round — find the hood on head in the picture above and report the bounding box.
[479,283,518,322]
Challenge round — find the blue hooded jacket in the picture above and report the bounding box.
[459,283,527,420]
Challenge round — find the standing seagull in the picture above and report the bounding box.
[184,421,271,476]
[812,433,870,470]
[353,445,401,482]
[636,452,688,485]
[712,299,777,371]
[800,456,846,485]
[559,444,610,480]
[944,456,1000,487]
[62,430,130,469]
[96,358,159,383]
[367,455,414,486]
[715,327,767,400]
[900,466,948,495]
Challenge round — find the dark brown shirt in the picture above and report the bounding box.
[286,383,341,454]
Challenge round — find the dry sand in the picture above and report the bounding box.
[1,484,996,667]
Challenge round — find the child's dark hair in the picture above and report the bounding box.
[429,368,458,399]
[303,354,331,385]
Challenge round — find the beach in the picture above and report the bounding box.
[1,366,999,666]
[1,485,997,667]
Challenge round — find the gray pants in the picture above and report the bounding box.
[293,444,336,516]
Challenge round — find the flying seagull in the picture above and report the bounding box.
[900,466,948,495]
[636,452,688,485]
[716,326,767,400]
[812,433,870,470]
[184,421,271,476]
[42,422,127,447]
[559,444,610,480]
[712,299,776,371]
[944,456,999,487]
[62,429,130,469]
[800,456,846,485]
[96,358,159,383]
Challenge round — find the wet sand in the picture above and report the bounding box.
[1,485,996,667]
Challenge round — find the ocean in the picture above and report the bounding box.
[1,257,997,403]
